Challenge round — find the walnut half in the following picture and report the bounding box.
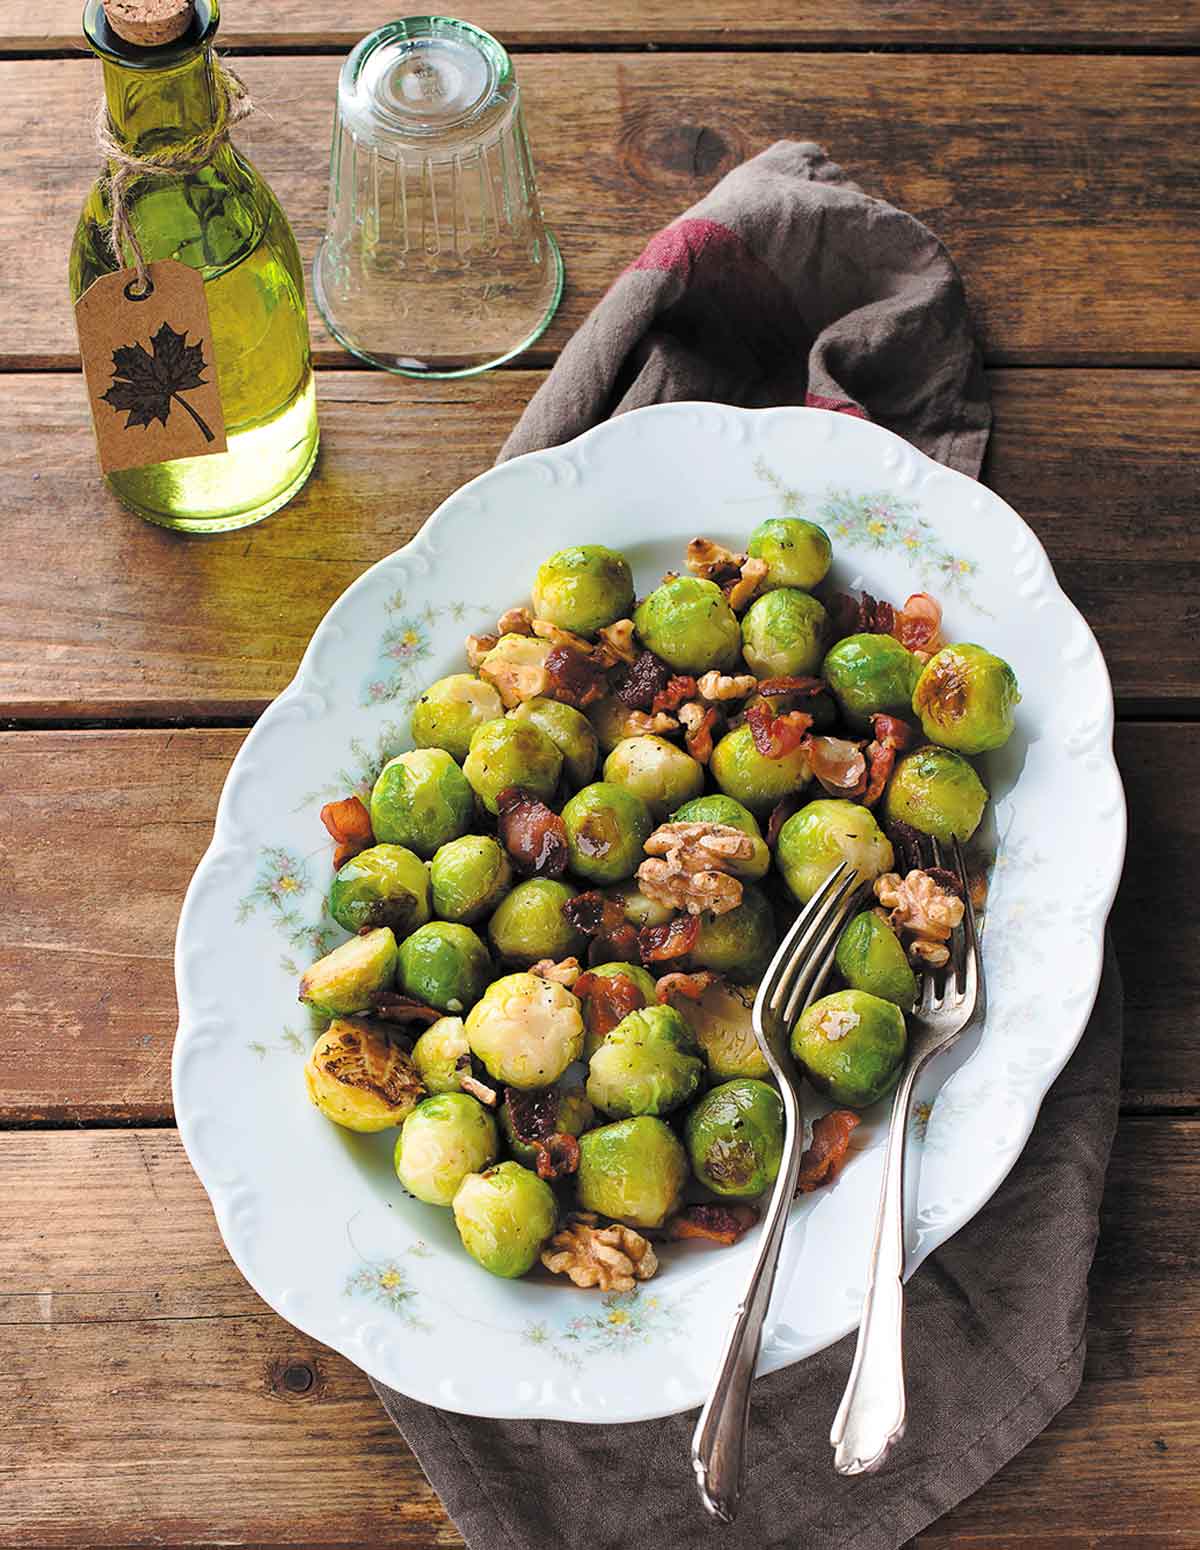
[541,1213,659,1291]
[636,820,755,916]
[874,868,965,967]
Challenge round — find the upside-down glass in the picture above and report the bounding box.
[313,16,564,377]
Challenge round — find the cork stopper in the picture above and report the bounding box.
[102,0,194,47]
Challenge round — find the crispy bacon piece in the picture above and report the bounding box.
[680,702,720,763]
[655,970,720,1004]
[496,786,569,877]
[862,714,916,807]
[367,991,443,1027]
[746,700,813,759]
[652,674,699,715]
[766,792,804,848]
[796,1109,860,1193]
[543,644,608,709]
[574,970,648,1040]
[320,795,374,869]
[503,1085,562,1145]
[827,591,895,639]
[639,913,701,964]
[891,592,943,656]
[533,1132,581,1181]
[756,675,828,701]
[616,649,672,710]
[668,1202,759,1245]
[808,735,869,798]
[563,892,641,964]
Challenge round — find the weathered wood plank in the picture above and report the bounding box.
[0,1118,1195,1545]
[6,54,1199,369]
[0,369,1196,720]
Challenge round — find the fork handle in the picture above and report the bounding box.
[829,1062,921,1474]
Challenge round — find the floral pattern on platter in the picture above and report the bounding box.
[299,718,411,807]
[236,846,340,974]
[362,589,496,709]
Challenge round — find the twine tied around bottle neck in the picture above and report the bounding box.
[94,60,253,296]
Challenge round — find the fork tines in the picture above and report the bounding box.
[755,863,863,1035]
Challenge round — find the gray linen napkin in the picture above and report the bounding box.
[374,142,1123,1548]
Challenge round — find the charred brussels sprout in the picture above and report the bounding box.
[676,979,769,1080]
[304,1019,424,1131]
[429,834,513,924]
[576,1116,689,1228]
[531,544,634,636]
[411,1015,469,1094]
[686,882,777,978]
[561,781,653,884]
[791,988,907,1109]
[370,748,474,858]
[686,1078,784,1197]
[747,516,832,591]
[410,674,503,762]
[328,843,431,937]
[603,735,705,819]
[633,575,742,674]
[883,745,988,843]
[463,718,562,816]
[671,794,771,880]
[499,1086,595,1168]
[487,878,585,966]
[834,912,918,1010]
[394,1093,499,1206]
[741,588,828,679]
[578,961,659,1061]
[397,922,491,1015]
[775,799,894,904]
[465,972,584,1089]
[510,697,600,788]
[586,1003,703,1118]
[822,633,921,730]
[709,723,811,814]
[452,1161,558,1278]
[299,927,397,1016]
[912,643,1020,754]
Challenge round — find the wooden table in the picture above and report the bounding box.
[2,3,1198,1544]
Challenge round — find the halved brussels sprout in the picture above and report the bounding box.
[463,717,563,816]
[912,643,1020,754]
[370,748,474,858]
[834,912,918,1010]
[883,745,988,843]
[747,516,832,591]
[586,1003,703,1118]
[394,1093,499,1206]
[410,674,504,762]
[670,794,771,880]
[740,588,828,678]
[602,879,674,931]
[685,1078,784,1198]
[429,834,513,924]
[299,926,398,1016]
[775,799,895,904]
[397,922,492,1015]
[410,1015,469,1094]
[328,843,431,937]
[603,735,705,819]
[675,979,769,1080]
[561,781,653,884]
[822,633,920,730]
[709,723,811,814]
[304,1019,423,1131]
[452,1160,559,1278]
[791,988,907,1109]
[633,575,742,674]
[464,972,584,1089]
[531,544,634,636]
[686,882,777,979]
[510,697,600,788]
[499,1086,595,1168]
[577,961,659,1061]
[487,878,585,967]
[576,1116,689,1228]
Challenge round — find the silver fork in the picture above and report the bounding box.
[829,835,984,1475]
[692,860,865,1523]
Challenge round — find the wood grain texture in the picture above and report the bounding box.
[0,722,1186,1122]
[8,53,1200,370]
[1,1118,1195,1545]
[1,369,1197,720]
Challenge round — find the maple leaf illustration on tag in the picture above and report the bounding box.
[101,320,215,442]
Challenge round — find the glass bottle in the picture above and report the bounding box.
[70,0,319,533]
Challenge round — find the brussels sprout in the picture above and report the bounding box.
[791,988,907,1108]
[510,697,599,788]
[709,723,811,815]
[686,883,777,979]
[531,544,634,636]
[577,961,660,1061]
[822,634,921,730]
[676,979,769,1080]
[740,589,828,679]
[499,1086,595,1168]
[465,972,584,1088]
[834,912,918,1010]
[410,674,504,762]
[883,745,988,843]
[576,1116,689,1228]
[633,575,742,674]
[304,1019,424,1131]
[394,1093,499,1206]
[685,1078,784,1198]
[561,781,653,884]
[397,922,491,1015]
[328,843,431,937]
[670,794,771,880]
[586,1003,703,1118]
[602,880,674,930]
[411,1015,469,1093]
[463,718,562,816]
[747,516,832,591]
[603,735,705,819]
[370,749,474,859]
[452,1161,558,1278]
[587,694,639,754]
[487,879,585,967]
[429,834,513,924]
[299,927,398,1015]
[776,799,895,904]
[912,643,1020,754]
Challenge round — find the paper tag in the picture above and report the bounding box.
[75,259,227,474]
